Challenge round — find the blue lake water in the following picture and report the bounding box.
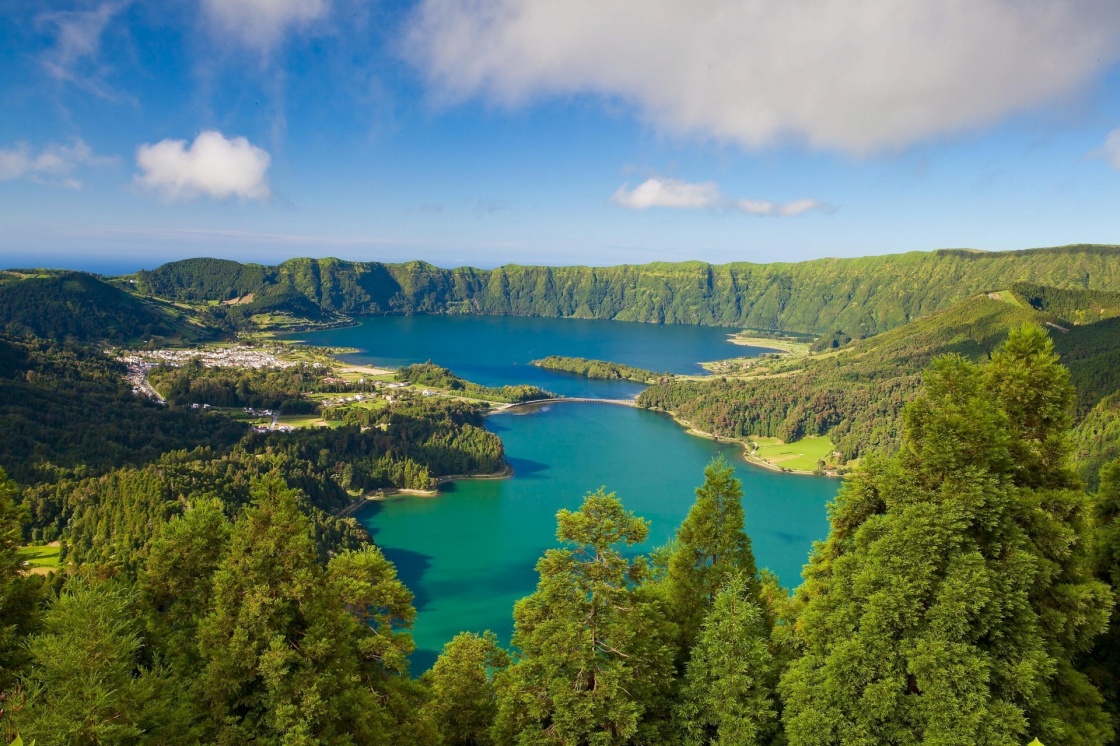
[292,316,839,669]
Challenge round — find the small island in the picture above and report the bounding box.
[531,356,667,384]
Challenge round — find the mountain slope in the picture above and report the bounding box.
[133,244,1120,336]
[0,270,208,344]
[637,295,1057,464]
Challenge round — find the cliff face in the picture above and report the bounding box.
[136,245,1120,335]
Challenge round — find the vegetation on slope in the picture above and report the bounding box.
[1012,281,1120,324]
[0,335,246,486]
[638,294,1045,462]
[531,355,664,383]
[133,244,1120,335]
[0,270,207,344]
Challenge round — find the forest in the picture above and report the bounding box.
[3,325,1120,744]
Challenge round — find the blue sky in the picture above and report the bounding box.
[3,0,1120,273]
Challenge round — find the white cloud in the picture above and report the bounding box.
[735,198,827,217]
[202,0,329,52]
[36,2,128,98]
[0,139,114,188]
[1100,129,1120,169]
[612,177,827,217]
[611,177,721,209]
[135,131,271,201]
[405,0,1120,155]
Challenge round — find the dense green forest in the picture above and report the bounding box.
[5,325,1120,744]
[0,270,206,344]
[148,361,325,413]
[638,293,1120,483]
[134,244,1120,335]
[531,356,664,383]
[0,335,246,485]
[396,363,555,403]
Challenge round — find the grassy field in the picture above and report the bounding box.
[18,542,61,573]
[729,334,812,356]
[277,414,330,429]
[989,289,1023,307]
[750,435,835,472]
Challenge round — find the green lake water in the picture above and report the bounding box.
[292,316,840,669]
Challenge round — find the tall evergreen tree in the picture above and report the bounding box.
[493,489,673,745]
[782,355,1054,744]
[423,631,509,746]
[665,456,762,654]
[141,500,231,677]
[985,325,1112,743]
[674,573,777,746]
[0,468,41,691]
[1088,458,1120,721]
[15,578,193,745]
[197,476,427,745]
[781,332,1113,745]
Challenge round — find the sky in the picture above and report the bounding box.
[3,1,1120,273]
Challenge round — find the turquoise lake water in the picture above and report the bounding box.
[292,316,839,669]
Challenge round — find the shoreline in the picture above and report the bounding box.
[333,463,515,516]
[311,333,834,481]
[642,406,839,478]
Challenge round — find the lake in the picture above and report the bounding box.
[288,314,773,399]
[292,315,840,669]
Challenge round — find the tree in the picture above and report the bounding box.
[15,578,191,745]
[197,477,423,745]
[423,631,509,746]
[674,573,777,746]
[781,355,1052,744]
[781,342,1113,746]
[664,456,761,655]
[985,326,1112,744]
[1087,458,1120,718]
[141,500,231,676]
[493,489,673,745]
[0,468,41,690]
[328,545,417,677]
[984,323,1077,489]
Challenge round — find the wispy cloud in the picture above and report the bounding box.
[36,2,129,100]
[0,139,115,189]
[406,0,1120,154]
[202,0,330,54]
[135,131,271,201]
[612,177,829,217]
[611,178,721,210]
[1097,129,1120,169]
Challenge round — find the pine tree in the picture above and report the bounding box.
[15,578,193,745]
[493,489,673,745]
[781,332,1114,745]
[675,573,777,746]
[985,325,1112,744]
[781,355,1051,744]
[1087,458,1120,720]
[0,468,41,691]
[197,476,426,745]
[423,631,509,746]
[665,457,762,655]
[141,500,231,677]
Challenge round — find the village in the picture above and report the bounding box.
[114,343,441,432]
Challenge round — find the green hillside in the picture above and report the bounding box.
[0,270,208,344]
[133,244,1120,335]
[638,295,1060,463]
